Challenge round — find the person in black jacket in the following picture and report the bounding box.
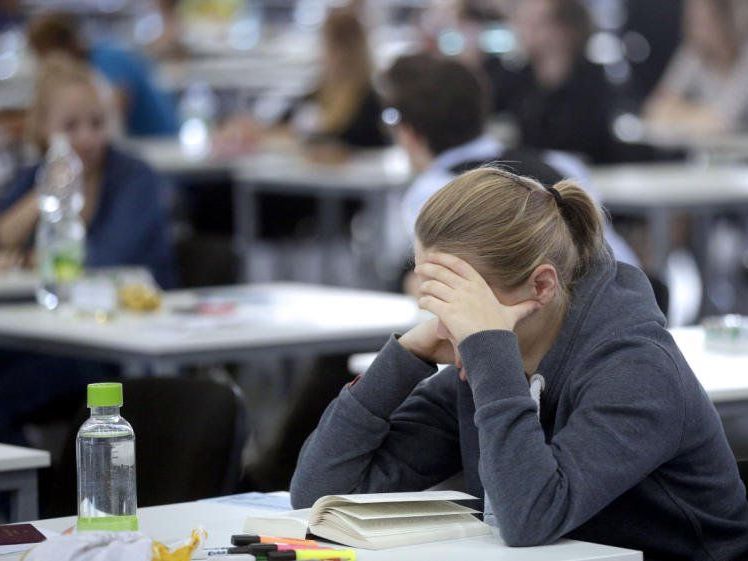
[487,0,615,163]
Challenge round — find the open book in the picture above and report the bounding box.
[243,491,490,550]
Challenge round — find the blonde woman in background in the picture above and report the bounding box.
[291,167,748,559]
[645,0,748,134]
[0,56,174,448]
[216,7,386,156]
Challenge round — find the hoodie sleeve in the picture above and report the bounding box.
[290,335,463,508]
[459,330,685,547]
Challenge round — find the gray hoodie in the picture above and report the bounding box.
[291,259,748,560]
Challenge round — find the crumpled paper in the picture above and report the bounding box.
[23,528,206,561]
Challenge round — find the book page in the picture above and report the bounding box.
[328,501,478,520]
[243,508,311,539]
[314,490,477,509]
[323,511,483,537]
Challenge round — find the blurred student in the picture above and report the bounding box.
[291,167,748,559]
[0,55,175,288]
[487,0,615,163]
[0,56,174,445]
[27,12,178,137]
[144,0,187,60]
[382,53,638,284]
[645,0,748,134]
[217,8,387,155]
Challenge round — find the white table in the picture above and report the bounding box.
[590,163,748,279]
[232,146,412,284]
[4,500,640,561]
[0,444,50,522]
[0,283,422,372]
[0,271,36,303]
[670,327,748,403]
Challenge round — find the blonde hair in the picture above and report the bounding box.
[415,167,608,296]
[316,8,373,135]
[26,54,101,153]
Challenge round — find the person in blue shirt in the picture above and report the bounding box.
[27,12,178,137]
[0,55,175,446]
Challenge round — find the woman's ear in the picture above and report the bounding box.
[529,264,559,306]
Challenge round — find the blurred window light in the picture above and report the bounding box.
[612,112,644,142]
[586,32,624,65]
[622,31,651,63]
[479,27,516,55]
[438,29,465,56]
[604,60,631,84]
[134,13,164,45]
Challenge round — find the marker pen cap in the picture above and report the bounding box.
[266,553,296,561]
[248,544,278,554]
[232,535,261,546]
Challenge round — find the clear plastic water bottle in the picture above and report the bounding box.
[178,82,218,157]
[76,383,138,532]
[35,134,86,311]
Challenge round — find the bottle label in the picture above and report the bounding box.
[76,515,139,532]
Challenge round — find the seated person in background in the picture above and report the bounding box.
[27,12,179,138]
[0,56,174,445]
[143,0,188,60]
[216,7,387,158]
[381,52,638,286]
[645,0,748,134]
[291,167,748,559]
[0,55,175,287]
[487,0,616,163]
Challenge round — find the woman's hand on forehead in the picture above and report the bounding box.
[414,252,540,345]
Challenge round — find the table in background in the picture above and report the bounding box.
[0,444,50,522]
[591,163,748,276]
[232,146,412,284]
[4,500,641,561]
[0,271,36,303]
[670,327,748,403]
[590,163,748,315]
[0,283,422,374]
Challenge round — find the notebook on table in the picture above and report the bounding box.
[242,491,490,550]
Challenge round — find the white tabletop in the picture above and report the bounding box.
[0,444,50,473]
[8,501,640,561]
[234,146,413,193]
[589,163,748,208]
[125,139,413,194]
[0,283,422,363]
[0,270,36,302]
[671,327,748,403]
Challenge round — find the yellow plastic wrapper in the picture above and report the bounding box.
[152,528,207,561]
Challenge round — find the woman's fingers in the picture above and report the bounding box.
[418,279,454,302]
[418,294,449,318]
[423,252,482,282]
[414,262,465,289]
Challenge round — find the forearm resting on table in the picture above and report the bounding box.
[0,193,39,249]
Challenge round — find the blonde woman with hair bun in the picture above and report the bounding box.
[292,167,748,559]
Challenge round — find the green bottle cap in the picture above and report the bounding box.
[87,383,123,407]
